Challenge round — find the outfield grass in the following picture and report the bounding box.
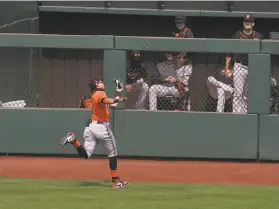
[0,178,279,209]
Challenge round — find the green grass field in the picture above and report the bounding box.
[1,178,279,209]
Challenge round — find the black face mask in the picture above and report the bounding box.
[131,59,142,69]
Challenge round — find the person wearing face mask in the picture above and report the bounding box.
[224,14,263,113]
[125,51,149,110]
[171,16,194,110]
[173,15,194,70]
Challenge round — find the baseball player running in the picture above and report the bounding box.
[60,78,129,189]
[224,14,263,113]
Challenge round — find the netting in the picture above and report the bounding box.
[0,47,276,113]
[123,51,277,113]
[271,55,279,114]
[0,47,103,108]
[123,51,233,112]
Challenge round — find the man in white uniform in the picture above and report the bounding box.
[149,52,192,110]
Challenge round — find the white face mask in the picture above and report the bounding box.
[176,23,185,31]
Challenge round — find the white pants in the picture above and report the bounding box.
[83,121,117,158]
[149,65,192,110]
[149,85,180,110]
[232,62,248,113]
[206,76,234,112]
[131,81,149,109]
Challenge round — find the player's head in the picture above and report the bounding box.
[175,15,186,31]
[243,14,254,30]
[131,51,143,69]
[165,52,174,62]
[131,51,142,61]
[89,78,104,92]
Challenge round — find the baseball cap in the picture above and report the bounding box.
[175,15,186,23]
[243,14,254,22]
[131,51,141,60]
[89,78,103,91]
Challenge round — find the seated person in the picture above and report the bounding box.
[149,52,190,111]
[125,51,149,110]
[206,70,234,112]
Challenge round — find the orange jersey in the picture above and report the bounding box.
[84,99,92,109]
[91,90,110,122]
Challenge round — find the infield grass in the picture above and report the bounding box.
[0,178,279,209]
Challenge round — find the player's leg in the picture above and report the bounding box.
[92,122,128,188]
[207,76,234,94]
[177,65,192,87]
[135,82,149,109]
[176,65,192,110]
[216,88,226,112]
[60,127,96,159]
[243,70,249,112]
[149,85,173,110]
[232,63,247,113]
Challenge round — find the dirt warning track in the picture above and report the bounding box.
[0,156,279,186]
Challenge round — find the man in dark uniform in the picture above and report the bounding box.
[224,14,263,113]
[125,51,149,110]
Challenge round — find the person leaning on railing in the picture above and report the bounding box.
[224,14,263,113]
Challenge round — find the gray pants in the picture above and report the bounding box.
[206,76,234,112]
[233,62,248,113]
[83,121,117,158]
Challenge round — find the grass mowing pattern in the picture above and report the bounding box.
[0,178,279,209]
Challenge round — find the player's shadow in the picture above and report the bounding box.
[79,180,111,188]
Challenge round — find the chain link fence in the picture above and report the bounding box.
[124,51,278,113]
[0,47,103,108]
[0,47,277,113]
[271,55,279,114]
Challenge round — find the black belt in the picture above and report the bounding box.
[96,121,108,124]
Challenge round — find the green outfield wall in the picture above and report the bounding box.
[0,33,279,160]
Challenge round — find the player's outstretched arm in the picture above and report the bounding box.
[101,97,127,104]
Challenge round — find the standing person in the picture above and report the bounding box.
[173,15,194,110]
[60,78,129,189]
[224,14,263,113]
[125,51,149,110]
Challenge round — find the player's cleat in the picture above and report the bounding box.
[112,180,129,189]
[60,132,76,146]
